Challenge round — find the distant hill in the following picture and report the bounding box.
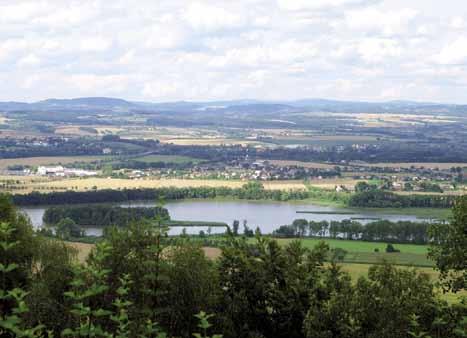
[0,97,465,116]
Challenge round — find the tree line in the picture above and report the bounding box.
[349,190,455,208]
[12,183,454,209]
[273,219,433,244]
[0,194,466,337]
[12,182,310,206]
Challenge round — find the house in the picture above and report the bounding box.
[37,166,64,176]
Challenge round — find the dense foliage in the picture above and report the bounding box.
[349,190,455,208]
[12,183,454,209]
[429,195,467,293]
[12,183,310,206]
[43,205,170,227]
[1,194,466,337]
[273,219,432,244]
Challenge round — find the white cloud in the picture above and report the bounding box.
[69,74,129,93]
[357,38,402,63]
[277,0,372,11]
[437,37,467,65]
[449,16,465,29]
[80,37,112,52]
[0,2,47,23]
[17,54,41,67]
[345,8,417,36]
[182,2,244,31]
[142,81,179,99]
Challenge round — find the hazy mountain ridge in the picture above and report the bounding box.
[0,97,466,116]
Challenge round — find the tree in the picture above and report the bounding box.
[55,217,83,239]
[429,195,467,293]
[354,181,376,193]
[232,220,239,236]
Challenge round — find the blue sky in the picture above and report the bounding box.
[1,0,467,103]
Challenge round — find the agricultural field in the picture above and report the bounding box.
[0,155,110,170]
[7,177,307,193]
[305,178,361,190]
[351,162,467,169]
[273,237,432,266]
[267,160,336,169]
[161,138,267,146]
[132,154,204,164]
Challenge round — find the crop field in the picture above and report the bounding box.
[17,177,307,193]
[0,156,109,170]
[309,112,460,128]
[161,138,267,146]
[132,154,204,164]
[351,162,467,169]
[54,126,96,136]
[267,160,336,169]
[268,136,382,147]
[306,178,361,190]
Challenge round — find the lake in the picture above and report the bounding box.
[20,200,435,236]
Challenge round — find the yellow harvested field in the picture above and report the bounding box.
[307,113,459,127]
[351,162,467,169]
[275,135,378,142]
[30,177,306,191]
[69,242,220,263]
[68,242,94,263]
[55,126,94,135]
[307,178,361,190]
[268,160,335,169]
[202,247,222,259]
[395,191,465,196]
[0,156,108,170]
[161,138,265,146]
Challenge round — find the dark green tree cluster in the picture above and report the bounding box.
[13,184,310,206]
[43,205,170,228]
[349,190,454,208]
[274,219,432,244]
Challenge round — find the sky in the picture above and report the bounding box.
[1,0,467,103]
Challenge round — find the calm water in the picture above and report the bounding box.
[20,200,433,236]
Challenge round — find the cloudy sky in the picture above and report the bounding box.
[1,0,467,103]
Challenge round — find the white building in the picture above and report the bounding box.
[37,166,97,177]
[37,166,64,176]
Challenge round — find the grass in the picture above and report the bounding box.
[259,237,433,266]
[273,238,428,254]
[165,220,227,227]
[340,263,467,304]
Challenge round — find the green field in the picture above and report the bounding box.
[268,237,433,267]
[340,263,466,304]
[165,220,227,227]
[133,154,204,164]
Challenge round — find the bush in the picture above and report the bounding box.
[385,243,400,253]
